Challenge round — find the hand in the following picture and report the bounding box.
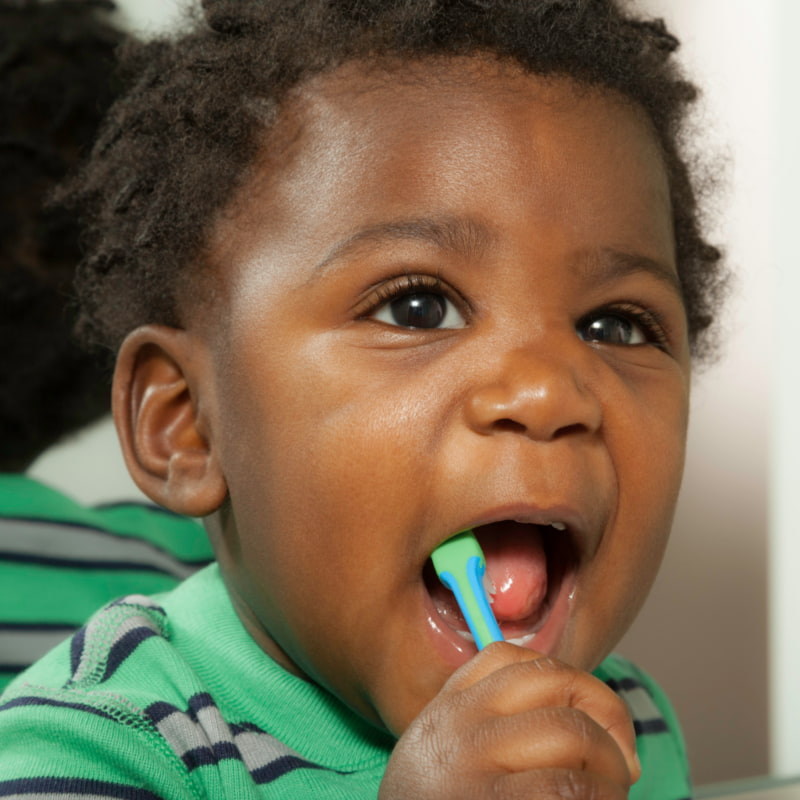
[380,642,640,800]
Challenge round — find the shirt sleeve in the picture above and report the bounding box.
[0,687,197,800]
[594,653,693,800]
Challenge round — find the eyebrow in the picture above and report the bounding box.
[311,215,496,277]
[577,248,683,299]
[310,215,683,299]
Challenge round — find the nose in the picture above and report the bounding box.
[464,347,602,441]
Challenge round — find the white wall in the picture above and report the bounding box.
[30,416,146,505]
[770,0,800,779]
[31,0,777,786]
[619,0,774,786]
[111,0,187,34]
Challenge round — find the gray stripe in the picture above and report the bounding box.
[0,628,73,665]
[618,685,662,725]
[153,700,302,773]
[235,729,301,772]
[71,598,166,685]
[154,703,230,758]
[0,518,197,579]
[114,595,167,614]
[195,703,235,749]
[108,608,162,650]
[155,709,216,756]
[1,794,122,800]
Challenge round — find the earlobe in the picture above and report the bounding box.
[113,325,227,517]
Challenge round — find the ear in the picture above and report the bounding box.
[113,325,227,517]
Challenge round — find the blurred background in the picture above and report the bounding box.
[27,0,791,788]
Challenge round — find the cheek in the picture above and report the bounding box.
[613,360,689,504]
[567,368,688,668]
[609,385,688,629]
[622,372,688,547]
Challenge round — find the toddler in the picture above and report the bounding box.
[0,1,725,798]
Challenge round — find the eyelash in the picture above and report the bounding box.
[581,302,672,350]
[357,275,672,349]
[356,273,467,319]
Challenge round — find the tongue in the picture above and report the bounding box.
[477,524,548,622]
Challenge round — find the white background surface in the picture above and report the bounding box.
[768,0,800,780]
[616,0,774,785]
[29,0,782,786]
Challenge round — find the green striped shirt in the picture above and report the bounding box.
[0,565,692,798]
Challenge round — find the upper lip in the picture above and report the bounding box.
[436,503,595,563]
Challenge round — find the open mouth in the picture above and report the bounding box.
[423,520,578,649]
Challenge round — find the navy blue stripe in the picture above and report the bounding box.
[0,550,189,575]
[0,777,163,799]
[604,677,645,693]
[0,663,28,672]
[182,741,241,771]
[144,700,178,725]
[251,755,331,784]
[94,501,191,518]
[186,692,215,716]
[634,718,669,736]
[70,625,87,677]
[603,677,668,736]
[0,695,117,722]
[230,720,264,735]
[144,693,215,726]
[101,627,158,683]
[145,692,216,724]
[0,622,77,632]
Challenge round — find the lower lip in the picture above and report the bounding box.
[423,564,577,668]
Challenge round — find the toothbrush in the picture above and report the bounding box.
[431,529,504,650]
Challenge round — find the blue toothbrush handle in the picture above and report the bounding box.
[433,531,504,650]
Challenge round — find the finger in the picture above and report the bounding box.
[442,644,639,781]
[440,641,547,693]
[473,705,633,788]
[490,767,630,800]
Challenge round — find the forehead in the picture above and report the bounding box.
[207,55,674,291]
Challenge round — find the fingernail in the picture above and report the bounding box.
[632,751,642,782]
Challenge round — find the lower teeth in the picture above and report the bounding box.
[454,629,537,647]
[506,632,536,646]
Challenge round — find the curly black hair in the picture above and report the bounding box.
[0,0,123,470]
[67,0,725,362]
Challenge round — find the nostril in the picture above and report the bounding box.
[492,419,591,438]
[552,422,590,439]
[465,367,602,441]
[493,418,526,434]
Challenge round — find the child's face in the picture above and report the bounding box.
[190,58,690,735]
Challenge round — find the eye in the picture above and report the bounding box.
[372,292,466,329]
[578,314,646,346]
[576,305,668,349]
[365,277,467,330]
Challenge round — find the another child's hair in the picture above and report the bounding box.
[68,0,725,360]
[0,0,123,470]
